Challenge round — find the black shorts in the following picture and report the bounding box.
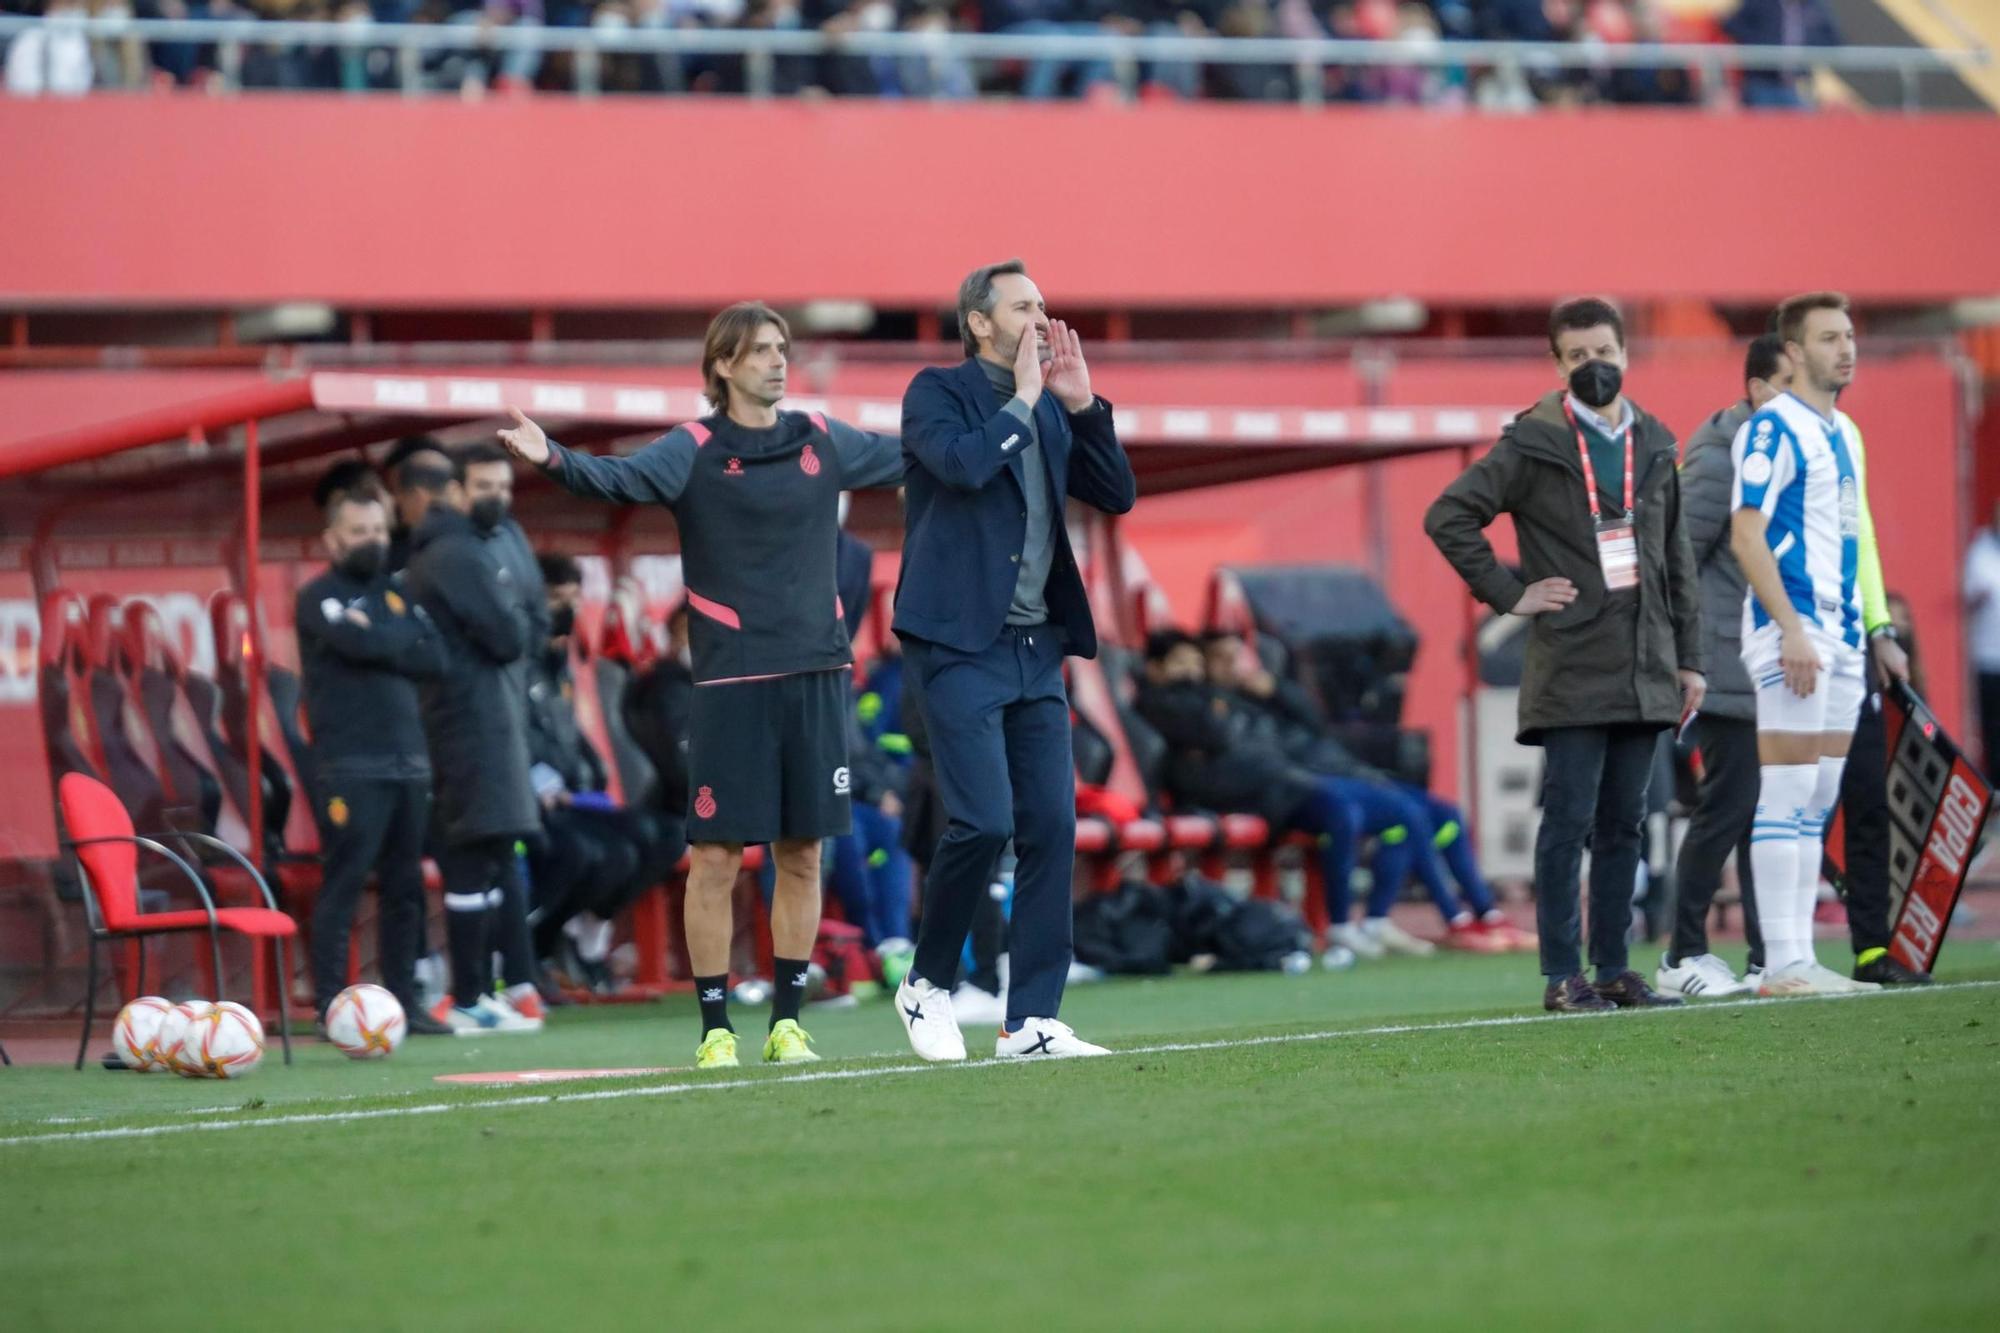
[686,668,852,845]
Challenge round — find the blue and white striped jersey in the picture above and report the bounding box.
[1730,392,1863,650]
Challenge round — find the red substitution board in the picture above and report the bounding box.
[1830,683,1996,973]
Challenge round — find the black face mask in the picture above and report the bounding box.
[338,542,388,582]
[548,605,576,638]
[469,497,507,533]
[1568,359,1623,410]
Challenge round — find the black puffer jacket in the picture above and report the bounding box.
[527,648,608,795]
[1135,680,1317,825]
[405,505,538,845]
[621,655,693,816]
[1235,679,1393,782]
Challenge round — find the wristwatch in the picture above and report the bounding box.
[1868,625,1900,643]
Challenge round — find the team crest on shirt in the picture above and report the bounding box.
[725,458,745,477]
[800,444,821,477]
[328,796,349,827]
[694,786,717,819]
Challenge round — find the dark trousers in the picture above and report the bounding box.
[1671,714,1765,968]
[1839,692,1893,956]
[1534,725,1657,981]
[528,805,684,958]
[1979,671,2000,783]
[905,627,1075,1025]
[437,836,535,1007]
[309,776,429,1015]
[828,802,914,947]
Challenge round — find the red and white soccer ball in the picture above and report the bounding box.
[154,999,212,1076]
[112,995,176,1072]
[175,1000,264,1079]
[325,983,406,1060]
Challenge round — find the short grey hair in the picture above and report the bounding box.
[956,259,1029,357]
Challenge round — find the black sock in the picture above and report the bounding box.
[446,905,489,1009]
[772,956,811,1029]
[695,975,731,1034]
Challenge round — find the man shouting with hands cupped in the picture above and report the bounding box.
[890,259,1136,1061]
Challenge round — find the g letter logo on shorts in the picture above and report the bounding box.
[832,766,851,795]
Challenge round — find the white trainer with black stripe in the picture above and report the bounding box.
[895,975,965,1062]
[995,1018,1108,1059]
[1654,952,1753,999]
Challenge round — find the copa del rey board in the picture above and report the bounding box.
[1828,682,1995,973]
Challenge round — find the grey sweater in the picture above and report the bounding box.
[979,356,1056,626]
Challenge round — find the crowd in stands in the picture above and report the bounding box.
[5,0,1845,107]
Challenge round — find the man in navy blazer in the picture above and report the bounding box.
[892,259,1136,1061]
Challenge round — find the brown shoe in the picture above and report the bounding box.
[1543,974,1615,1012]
[1592,970,1684,1007]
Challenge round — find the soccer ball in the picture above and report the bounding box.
[154,999,213,1076]
[176,1001,264,1079]
[112,995,176,1071]
[325,983,406,1060]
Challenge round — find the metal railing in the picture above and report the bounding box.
[0,15,1987,110]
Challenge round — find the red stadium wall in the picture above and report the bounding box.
[3,98,2000,307]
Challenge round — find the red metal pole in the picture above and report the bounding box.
[243,418,264,864]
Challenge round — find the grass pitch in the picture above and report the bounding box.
[6,943,2000,1332]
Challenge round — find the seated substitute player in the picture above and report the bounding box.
[1198,629,1531,955]
[1729,291,1883,998]
[497,302,905,1068]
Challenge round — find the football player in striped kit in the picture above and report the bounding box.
[1729,291,1883,997]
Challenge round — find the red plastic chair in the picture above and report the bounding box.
[58,773,296,1070]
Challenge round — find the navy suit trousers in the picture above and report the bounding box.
[905,625,1077,1025]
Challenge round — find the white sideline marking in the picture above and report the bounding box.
[5,981,1995,1149]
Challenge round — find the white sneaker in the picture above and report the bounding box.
[950,983,1007,1027]
[413,953,447,1012]
[1654,952,1752,999]
[1757,961,1822,997]
[1361,917,1436,957]
[895,976,965,1062]
[1319,945,1357,971]
[1328,923,1385,961]
[1803,961,1880,993]
[477,993,540,1033]
[446,1003,501,1036]
[994,1018,1108,1059]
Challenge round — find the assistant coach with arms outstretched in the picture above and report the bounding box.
[893,259,1136,1062]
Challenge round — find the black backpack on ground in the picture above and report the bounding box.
[1072,881,1175,975]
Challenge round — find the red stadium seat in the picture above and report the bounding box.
[58,772,295,1069]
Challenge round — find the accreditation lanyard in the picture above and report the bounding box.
[1566,402,1638,591]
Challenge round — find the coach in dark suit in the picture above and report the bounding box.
[892,259,1136,1061]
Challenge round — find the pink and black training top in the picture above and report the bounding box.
[543,410,903,684]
